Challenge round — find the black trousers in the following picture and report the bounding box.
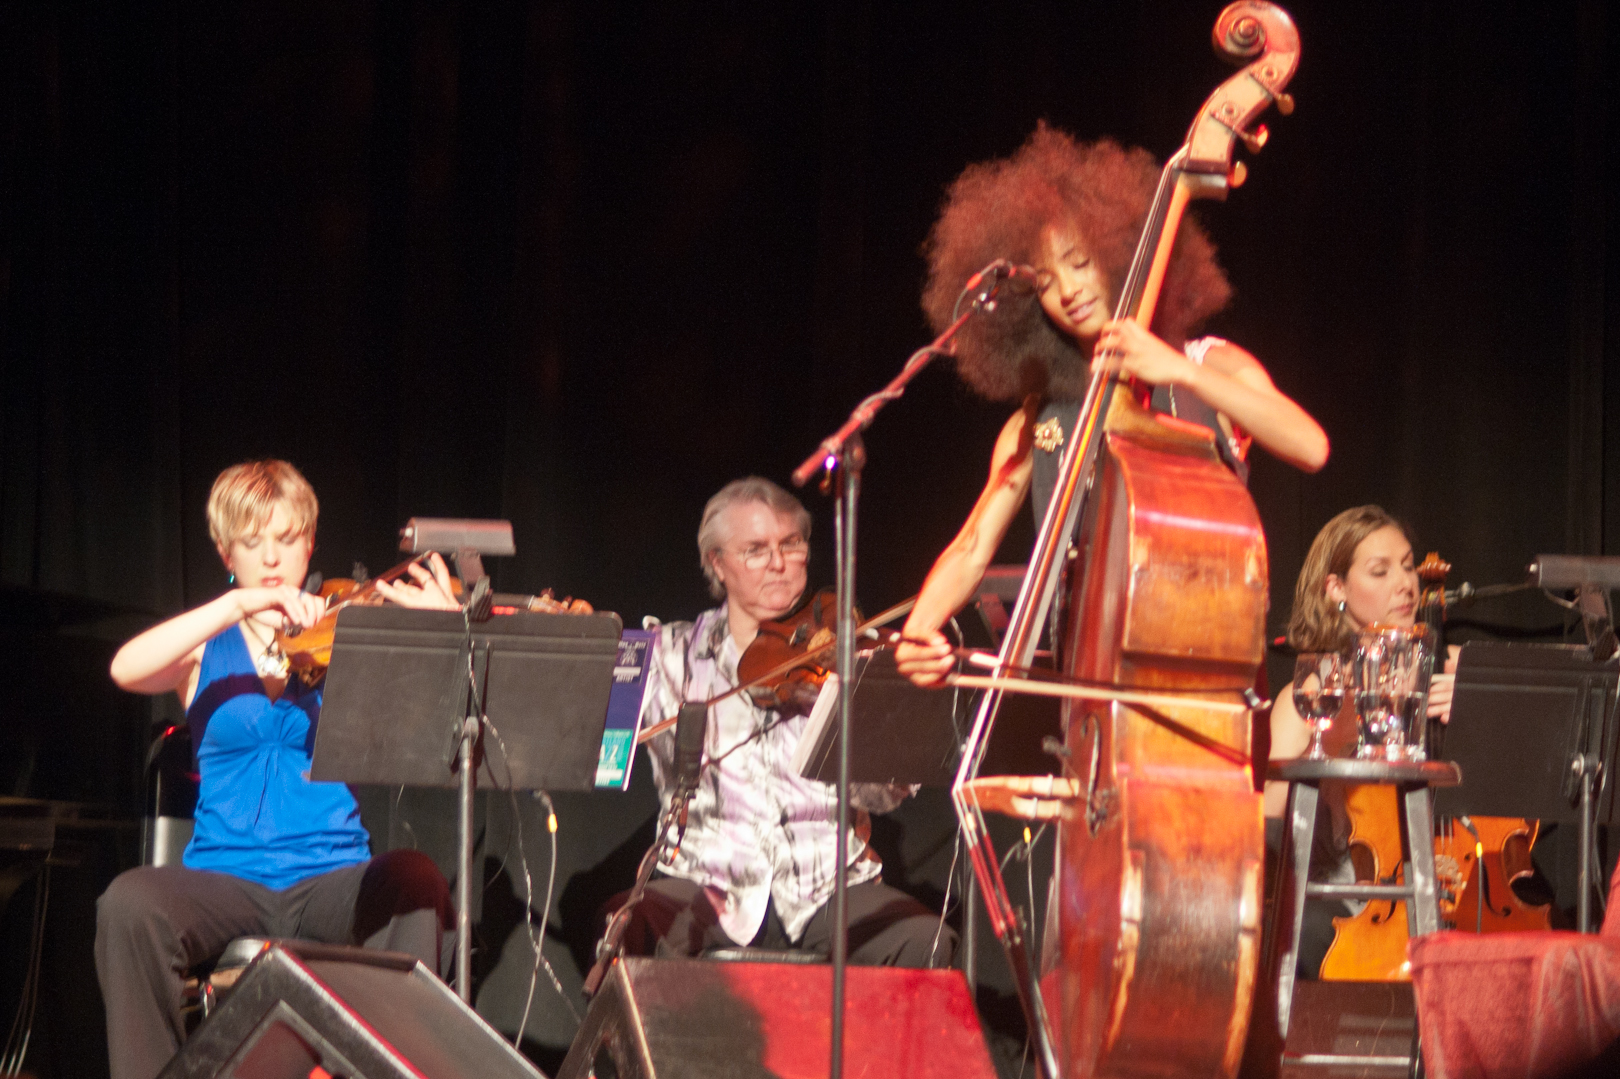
[632,877,957,968]
[94,850,452,1079]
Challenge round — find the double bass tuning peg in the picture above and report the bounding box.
[1237,123,1269,154]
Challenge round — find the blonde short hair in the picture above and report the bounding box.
[206,460,319,550]
[697,477,810,600]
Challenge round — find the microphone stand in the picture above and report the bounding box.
[581,791,694,997]
[584,701,708,998]
[792,261,1023,1079]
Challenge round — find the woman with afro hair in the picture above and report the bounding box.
[897,124,1328,686]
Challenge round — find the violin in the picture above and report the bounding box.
[274,556,596,682]
[737,588,845,714]
[274,554,441,681]
[633,590,916,746]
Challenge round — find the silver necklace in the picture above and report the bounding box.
[242,620,290,680]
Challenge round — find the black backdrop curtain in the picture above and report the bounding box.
[1,1,1615,1074]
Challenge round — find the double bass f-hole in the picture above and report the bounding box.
[1078,714,1109,836]
[1044,716,1108,835]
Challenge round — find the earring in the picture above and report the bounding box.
[1337,600,1346,613]
[228,573,237,586]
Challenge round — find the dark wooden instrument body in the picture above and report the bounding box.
[1051,395,1268,1077]
[736,588,842,713]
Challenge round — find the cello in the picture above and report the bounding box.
[1416,551,1545,940]
[951,5,1298,1076]
[1320,553,1548,980]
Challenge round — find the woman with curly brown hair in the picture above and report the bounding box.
[896,124,1329,686]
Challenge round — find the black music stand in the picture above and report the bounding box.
[312,605,622,999]
[794,647,963,787]
[1434,641,1620,930]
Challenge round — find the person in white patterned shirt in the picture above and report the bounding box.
[626,476,955,966]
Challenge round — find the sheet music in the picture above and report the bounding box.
[791,673,842,778]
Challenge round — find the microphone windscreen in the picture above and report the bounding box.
[674,702,707,788]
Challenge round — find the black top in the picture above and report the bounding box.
[1029,344,1249,528]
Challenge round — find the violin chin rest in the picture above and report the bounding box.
[780,677,825,716]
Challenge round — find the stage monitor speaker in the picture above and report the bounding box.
[157,941,542,1079]
[558,957,998,1079]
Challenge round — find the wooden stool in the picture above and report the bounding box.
[1263,758,1461,1074]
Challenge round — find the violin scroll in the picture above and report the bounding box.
[502,589,594,615]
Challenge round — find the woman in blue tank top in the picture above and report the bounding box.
[95,460,461,1079]
[896,126,1331,686]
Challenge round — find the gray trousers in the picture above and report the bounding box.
[634,877,957,968]
[94,849,452,1079]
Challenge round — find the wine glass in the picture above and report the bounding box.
[1293,652,1346,760]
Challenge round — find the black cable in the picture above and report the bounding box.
[455,604,579,1042]
[1,864,48,1076]
[929,833,963,968]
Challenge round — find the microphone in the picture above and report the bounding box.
[1000,262,1044,288]
[1529,555,1620,591]
[673,702,708,792]
[963,259,1043,297]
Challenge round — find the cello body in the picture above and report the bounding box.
[1442,816,1549,934]
[1051,395,1268,1077]
[1320,797,1549,980]
[1320,553,1549,981]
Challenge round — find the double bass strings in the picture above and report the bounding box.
[953,149,1187,793]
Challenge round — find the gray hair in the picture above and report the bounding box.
[697,476,811,599]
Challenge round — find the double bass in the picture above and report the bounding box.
[953,5,1298,1076]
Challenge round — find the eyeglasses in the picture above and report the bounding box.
[731,537,809,570]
